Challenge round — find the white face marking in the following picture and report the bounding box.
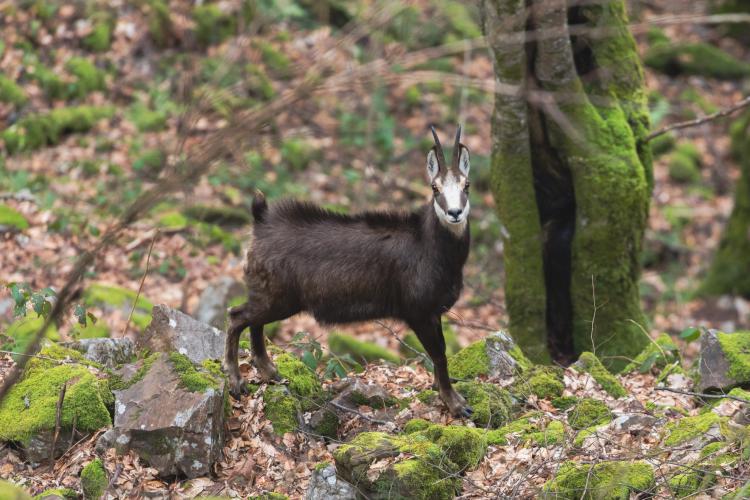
[434,171,469,237]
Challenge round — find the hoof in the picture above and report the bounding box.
[454,404,474,418]
[254,358,280,383]
[229,378,249,399]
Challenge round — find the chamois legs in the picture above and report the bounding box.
[225,303,279,398]
[410,316,473,418]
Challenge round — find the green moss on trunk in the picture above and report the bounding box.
[701,112,750,297]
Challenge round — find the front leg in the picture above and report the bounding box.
[225,304,251,398]
[409,316,473,418]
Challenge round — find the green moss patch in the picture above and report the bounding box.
[2,105,114,154]
[668,143,701,184]
[0,346,111,444]
[34,488,77,500]
[0,75,27,105]
[568,399,611,430]
[663,412,723,446]
[2,316,59,361]
[448,339,490,379]
[275,352,323,408]
[328,332,400,365]
[168,352,220,392]
[0,481,31,500]
[525,420,565,446]
[83,283,153,330]
[82,15,113,52]
[193,4,237,46]
[64,57,106,99]
[574,352,627,398]
[334,426,484,499]
[716,331,750,382]
[543,460,655,499]
[455,381,513,428]
[0,203,29,231]
[108,353,159,391]
[81,458,107,499]
[512,365,565,400]
[263,385,300,435]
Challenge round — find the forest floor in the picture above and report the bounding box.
[0,0,749,498]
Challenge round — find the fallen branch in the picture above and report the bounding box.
[49,382,67,463]
[655,386,750,404]
[646,95,750,141]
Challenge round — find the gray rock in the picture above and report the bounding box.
[305,464,357,500]
[193,277,246,330]
[112,353,225,478]
[95,428,116,455]
[698,329,749,392]
[137,305,225,365]
[610,414,658,435]
[63,338,134,368]
[23,429,74,463]
[486,330,525,378]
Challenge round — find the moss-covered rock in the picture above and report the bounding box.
[64,57,106,99]
[542,460,655,499]
[525,420,565,446]
[620,333,679,374]
[0,204,29,231]
[263,385,300,435]
[668,143,701,184]
[108,352,159,391]
[403,418,432,434]
[128,102,168,132]
[455,381,514,428]
[448,332,531,380]
[81,458,107,499]
[0,345,112,453]
[34,488,77,500]
[28,63,66,101]
[275,352,323,410]
[663,411,724,446]
[572,423,609,448]
[717,331,750,382]
[448,339,489,379]
[334,427,477,499]
[512,365,565,399]
[328,332,400,365]
[0,75,27,105]
[0,481,31,500]
[568,398,611,430]
[484,413,564,447]
[2,105,114,154]
[573,352,627,398]
[193,4,236,46]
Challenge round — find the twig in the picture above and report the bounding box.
[50,382,67,463]
[106,463,123,495]
[122,229,158,336]
[646,95,750,141]
[655,386,750,404]
[375,320,432,369]
[329,400,391,425]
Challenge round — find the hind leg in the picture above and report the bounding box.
[226,304,252,398]
[250,325,279,382]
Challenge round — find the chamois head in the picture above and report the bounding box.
[427,125,470,235]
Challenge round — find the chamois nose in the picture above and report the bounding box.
[447,208,462,220]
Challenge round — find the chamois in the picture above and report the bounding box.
[225,126,473,417]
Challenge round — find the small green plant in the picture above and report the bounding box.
[4,282,97,327]
[289,331,357,379]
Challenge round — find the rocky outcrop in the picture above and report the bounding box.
[111,353,226,478]
[137,305,225,364]
[698,330,750,392]
[448,331,531,380]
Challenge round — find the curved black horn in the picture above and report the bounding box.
[452,124,462,166]
[430,126,446,168]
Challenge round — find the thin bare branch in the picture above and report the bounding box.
[646,95,750,141]
[655,386,750,404]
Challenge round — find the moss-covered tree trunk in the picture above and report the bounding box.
[480,0,653,370]
[701,112,750,297]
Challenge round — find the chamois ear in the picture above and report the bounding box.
[426,148,440,181]
[457,145,470,176]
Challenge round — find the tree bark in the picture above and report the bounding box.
[701,112,750,297]
[481,0,652,370]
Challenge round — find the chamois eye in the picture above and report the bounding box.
[432,184,439,195]
[463,181,470,193]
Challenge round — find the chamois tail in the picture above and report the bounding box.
[252,190,268,223]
